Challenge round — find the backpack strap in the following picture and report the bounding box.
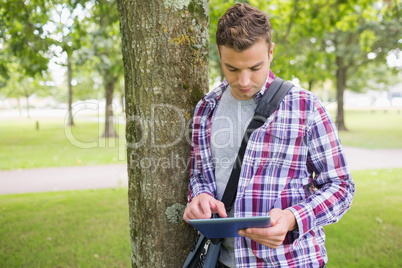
[255,77,294,121]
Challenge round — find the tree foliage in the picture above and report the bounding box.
[209,0,401,130]
[0,0,123,131]
[1,0,400,129]
[0,0,52,78]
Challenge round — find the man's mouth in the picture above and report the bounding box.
[238,88,252,93]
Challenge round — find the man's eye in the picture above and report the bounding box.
[251,68,260,71]
[228,69,238,72]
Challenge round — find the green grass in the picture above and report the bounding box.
[337,109,402,149]
[325,168,402,267]
[0,118,126,170]
[0,188,130,268]
[0,169,401,267]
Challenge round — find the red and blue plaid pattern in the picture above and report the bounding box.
[188,71,355,267]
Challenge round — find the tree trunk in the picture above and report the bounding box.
[117,0,209,267]
[23,86,30,118]
[336,55,347,131]
[308,80,313,91]
[25,91,30,118]
[67,54,74,126]
[103,76,118,138]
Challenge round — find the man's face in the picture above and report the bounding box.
[219,39,274,100]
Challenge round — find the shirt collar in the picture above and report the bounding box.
[254,70,276,102]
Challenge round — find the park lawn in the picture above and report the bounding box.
[0,169,401,267]
[0,118,126,170]
[324,168,402,267]
[0,187,130,268]
[337,109,402,149]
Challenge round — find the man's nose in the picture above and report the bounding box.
[238,71,250,88]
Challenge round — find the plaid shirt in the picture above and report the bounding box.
[188,71,355,267]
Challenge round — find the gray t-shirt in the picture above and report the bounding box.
[210,87,257,267]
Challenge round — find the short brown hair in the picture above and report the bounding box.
[216,3,272,52]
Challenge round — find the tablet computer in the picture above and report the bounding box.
[188,216,271,239]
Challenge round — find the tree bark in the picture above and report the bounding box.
[336,55,347,131]
[67,54,74,126]
[117,1,209,267]
[102,75,118,138]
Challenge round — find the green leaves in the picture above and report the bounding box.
[0,0,52,77]
[360,29,376,53]
[208,0,401,93]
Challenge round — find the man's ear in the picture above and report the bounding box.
[268,43,274,62]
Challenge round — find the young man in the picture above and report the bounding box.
[183,3,355,267]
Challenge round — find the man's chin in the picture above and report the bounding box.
[236,93,255,100]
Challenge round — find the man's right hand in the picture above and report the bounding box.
[183,193,227,223]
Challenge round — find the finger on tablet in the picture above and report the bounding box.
[200,200,212,218]
[215,201,227,218]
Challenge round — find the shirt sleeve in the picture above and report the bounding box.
[187,102,215,203]
[287,99,355,237]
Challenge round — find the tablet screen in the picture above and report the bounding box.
[188,216,271,238]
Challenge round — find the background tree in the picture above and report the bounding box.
[51,0,91,126]
[0,0,51,77]
[0,0,53,109]
[268,0,401,130]
[0,60,56,116]
[347,61,401,93]
[209,0,401,130]
[87,0,123,138]
[322,0,400,130]
[117,0,209,266]
[0,0,92,123]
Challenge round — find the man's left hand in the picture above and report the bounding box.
[238,208,297,249]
